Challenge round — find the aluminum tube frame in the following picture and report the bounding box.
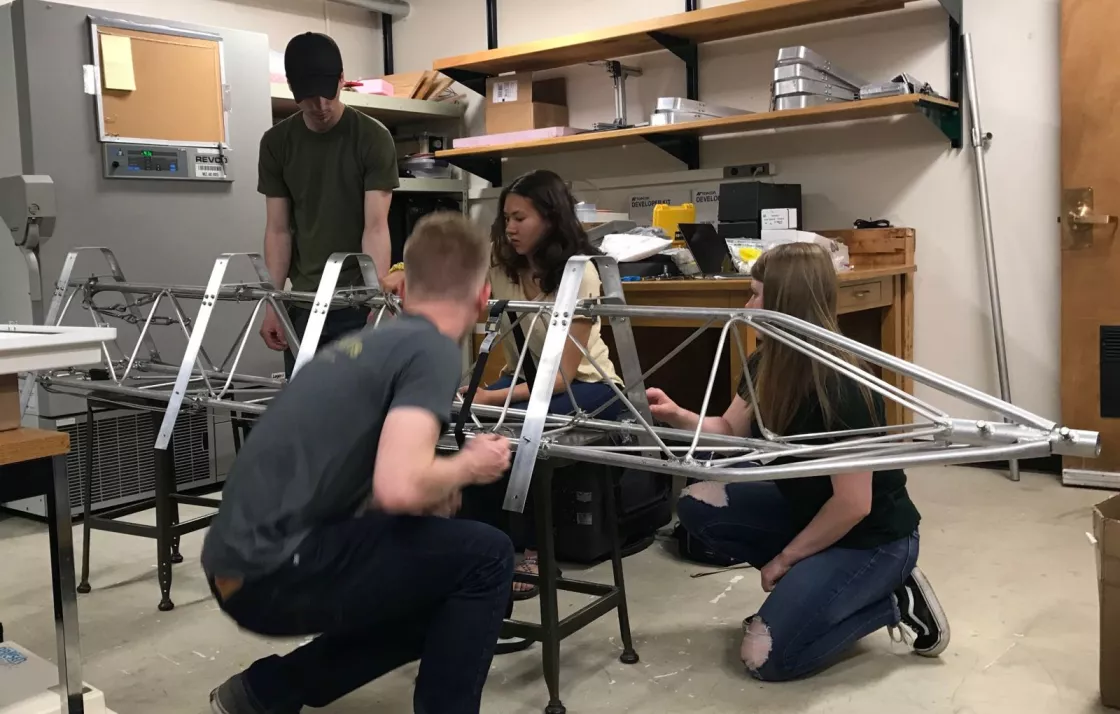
[502,258,588,512]
[291,252,385,377]
[963,33,1019,482]
[20,247,162,415]
[154,253,277,449]
[30,254,1100,500]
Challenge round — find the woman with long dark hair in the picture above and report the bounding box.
[465,169,623,599]
[648,242,950,680]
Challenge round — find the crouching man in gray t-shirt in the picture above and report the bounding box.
[202,213,513,714]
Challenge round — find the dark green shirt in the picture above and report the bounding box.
[258,107,399,292]
[738,353,921,549]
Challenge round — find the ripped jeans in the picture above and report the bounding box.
[676,481,918,681]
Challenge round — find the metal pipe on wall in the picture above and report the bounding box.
[486,0,498,49]
[685,0,699,100]
[382,12,394,74]
[963,33,1019,482]
[333,0,410,18]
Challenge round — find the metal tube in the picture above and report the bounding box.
[486,0,498,49]
[382,12,394,75]
[545,441,1050,484]
[963,33,1019,482]
[748,317,949,424]
[56,277,1053,434]
[615,65,627,126]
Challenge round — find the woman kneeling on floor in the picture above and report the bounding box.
[647,241,950,681]
[462,169,625,600]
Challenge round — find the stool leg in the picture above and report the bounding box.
[77,402,94,595]
[152,414,175,612]
[603,473,639,665]
[534,468,565,714]
[169,474,182,565]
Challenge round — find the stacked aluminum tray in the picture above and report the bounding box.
[650,96,753,126]
[772,46,865,111]
[859,73,940,100]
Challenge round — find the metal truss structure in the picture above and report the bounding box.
[21,248,1100,514]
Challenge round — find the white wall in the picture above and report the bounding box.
[0,0,384,78]
[389,0,1062,421]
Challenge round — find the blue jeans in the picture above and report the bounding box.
[283,305,370,379]
[676,481,917,681]
[211,513,514,713]
[485,374,624,420]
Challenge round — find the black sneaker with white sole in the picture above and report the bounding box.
[893,566,950,657]
[209,674,263,714]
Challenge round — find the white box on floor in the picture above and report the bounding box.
[0,642,115,714]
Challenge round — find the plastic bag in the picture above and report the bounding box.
[757,230,851,273]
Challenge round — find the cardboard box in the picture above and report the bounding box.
[1094,494,1120,709]
[485,73,568,135]
[0,373,20,432]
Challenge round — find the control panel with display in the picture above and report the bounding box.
[102,143,234,182]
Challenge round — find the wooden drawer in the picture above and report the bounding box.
[837,277,893,313]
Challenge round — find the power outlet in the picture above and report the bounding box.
[724,163,775,178]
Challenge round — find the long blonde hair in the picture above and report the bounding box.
[749,242,876,435]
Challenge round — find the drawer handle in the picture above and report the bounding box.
[853,290,871,298]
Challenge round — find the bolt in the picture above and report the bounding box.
[1060,426,1072,440]
[976,420,991,434]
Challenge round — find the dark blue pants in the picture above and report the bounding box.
[484,374,624,420]
[676,481,917,681]
[213,514,514,713]
[460,376,622,551]
[283,305,370,379]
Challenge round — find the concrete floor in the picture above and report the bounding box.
[0,466,1111,714]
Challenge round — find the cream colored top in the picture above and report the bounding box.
[488,262,621,385]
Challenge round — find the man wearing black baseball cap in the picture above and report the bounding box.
[257,32,402,377]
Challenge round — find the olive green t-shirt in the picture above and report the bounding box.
[738,352,921,549]
[258,107,399,292]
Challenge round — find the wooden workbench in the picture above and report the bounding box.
[475,228,916,425]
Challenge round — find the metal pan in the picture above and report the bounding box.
[654,97,752,118]
[773,94,848,111]
[651,110,715,126]
[773,63,860,90]
[773,78,858,101]
[775,46,867,88]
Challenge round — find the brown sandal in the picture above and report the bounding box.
[512,554,539,601]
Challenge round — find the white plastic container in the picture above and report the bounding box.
[575,202,598,222]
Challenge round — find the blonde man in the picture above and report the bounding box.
[203,213,513,714]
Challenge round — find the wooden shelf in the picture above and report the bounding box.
[269,84,465,127]
[437,95,958,169]
[434,0,921,77]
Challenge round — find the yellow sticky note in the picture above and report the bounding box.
[100,34,136,91]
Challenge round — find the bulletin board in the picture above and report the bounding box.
[91,22,228,146]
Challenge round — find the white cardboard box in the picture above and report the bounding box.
[0,642,114,714]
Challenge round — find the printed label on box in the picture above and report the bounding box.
[629,188,691,224]
[761,208,791,230]
[693,189,719,205]
[492,80,518,103]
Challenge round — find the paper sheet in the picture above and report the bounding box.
[100,34,136,91]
